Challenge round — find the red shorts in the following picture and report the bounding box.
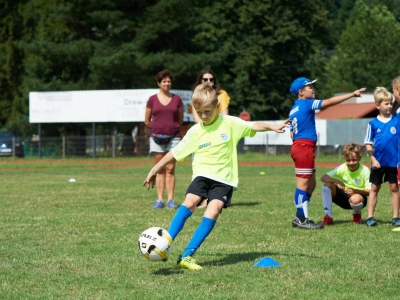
[291,139,316,178]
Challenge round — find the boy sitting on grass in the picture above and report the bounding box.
[143,83,290,270]
[320,142,371,225]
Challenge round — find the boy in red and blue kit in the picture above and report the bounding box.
[288,77,366,229]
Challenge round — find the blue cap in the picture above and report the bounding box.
[289,77,317,97]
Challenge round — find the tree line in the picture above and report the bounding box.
[1,0,400,137]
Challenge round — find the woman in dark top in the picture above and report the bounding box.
[145,69,184,209]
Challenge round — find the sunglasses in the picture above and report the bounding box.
[202,77,215,82]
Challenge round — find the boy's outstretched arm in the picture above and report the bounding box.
[252,119,290,133]
[321,87,366,109]
[143,151,175,189]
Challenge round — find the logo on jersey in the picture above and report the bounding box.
[198,142,211,149]
[377,128,381,132]
[355,178,361,185]
[220,132,229,142]
[390,127,397,134]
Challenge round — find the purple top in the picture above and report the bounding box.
[146,94,183,136]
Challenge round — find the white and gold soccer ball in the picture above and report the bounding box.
[138,227,173,262]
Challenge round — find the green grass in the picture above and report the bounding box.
[0,158,398,299]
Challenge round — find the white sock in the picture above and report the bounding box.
[350,202,363,214]
[322,186,333,218]
[302,201,309,219]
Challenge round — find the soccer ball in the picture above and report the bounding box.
[138,227,173,262]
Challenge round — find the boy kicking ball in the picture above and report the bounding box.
[143,83,290,270]
[320,142,371,225]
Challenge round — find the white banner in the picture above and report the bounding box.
[29,89,194,123]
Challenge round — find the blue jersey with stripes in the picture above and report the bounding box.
[395,114,400,166]
[288,99,323,142]
[364,115,398,168]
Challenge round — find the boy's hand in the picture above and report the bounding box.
[345,188,355,196]
[370,156,380,169]
[143,172,157,190]
[271,119,291,133]
[372,160,381,169]
[353,88,366,97]
[337,182,345,189]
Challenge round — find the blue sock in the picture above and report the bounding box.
[306,192,312,202]
[167,205,192,240]
[180,217,216,258]
[294,188,308,219]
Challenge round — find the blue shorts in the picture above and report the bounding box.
[149,137,180,153]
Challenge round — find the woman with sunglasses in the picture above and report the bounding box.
[191,69,230,123]
[192,69,231,209]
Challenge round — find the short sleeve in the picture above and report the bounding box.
[225,116,256,142]
[326,166,340,178]
[364,122,374,145]
[146,95,155,109]
[313,99,323,111]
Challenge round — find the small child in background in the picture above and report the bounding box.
[320,142,371,225]
[364,87,399,227]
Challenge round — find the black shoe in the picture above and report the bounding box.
[292,217,324,229]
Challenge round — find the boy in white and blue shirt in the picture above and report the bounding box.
[364,87,400,227]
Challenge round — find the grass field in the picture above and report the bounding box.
[0,157,399,299]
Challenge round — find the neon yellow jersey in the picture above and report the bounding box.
[326,163,371,190]
[172,115,256,188]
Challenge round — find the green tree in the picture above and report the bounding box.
[1,0,152,136]
[194,0,331,119]
[131,0,207,89]
[0,0,25,131]
[326,0,400,93]
[134,0,331,119]
[6,0,392,136]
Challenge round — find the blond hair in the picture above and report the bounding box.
[342,141,361,159]
[192,83,218,107]
[373,86,392,105]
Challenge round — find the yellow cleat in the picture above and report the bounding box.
[177,256,203,270]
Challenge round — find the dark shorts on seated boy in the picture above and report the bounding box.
[333,186,368,209]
